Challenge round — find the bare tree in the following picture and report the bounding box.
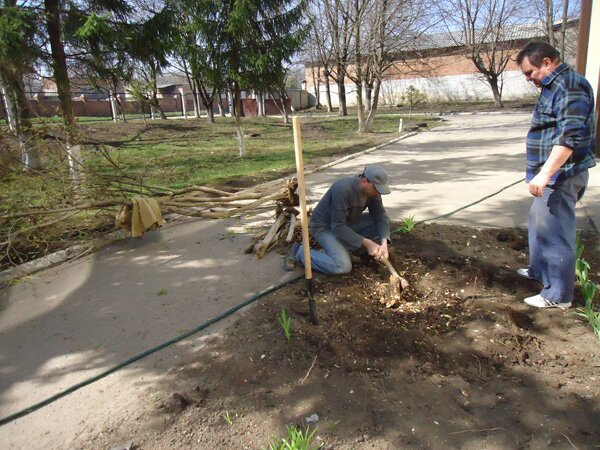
[306,2,336,111]
[307,0,434,131]
[528,0,577,61]
[346,0,372,132]
[322,0,353,116]
[360,0,434,131]
[305,38,323,109]
[439,0,524,108]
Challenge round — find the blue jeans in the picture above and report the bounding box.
[294,214,382,275]
[528,170,588,302]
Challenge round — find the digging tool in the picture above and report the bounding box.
[292,116,318,325]
[380,255,409,307]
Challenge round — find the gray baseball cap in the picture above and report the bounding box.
[363,165,391,195]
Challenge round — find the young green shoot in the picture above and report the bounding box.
[266,425,322,450]
[396,215,416,234]
[574,234,599,339]
[277,308,292,342]
[223,411,233,426]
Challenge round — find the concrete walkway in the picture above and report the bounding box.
[305,112,599,230]
[0,113,598,449]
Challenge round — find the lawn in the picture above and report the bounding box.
[79,113,437,189]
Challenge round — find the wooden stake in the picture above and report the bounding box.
[292,116,318,325]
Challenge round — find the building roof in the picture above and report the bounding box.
[410,19,578,52]
[156,73,189,88]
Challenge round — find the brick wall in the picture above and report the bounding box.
[0,94,189,120]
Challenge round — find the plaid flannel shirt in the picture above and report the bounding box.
[526,63,596,185]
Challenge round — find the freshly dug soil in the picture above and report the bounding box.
[80,223,600,450]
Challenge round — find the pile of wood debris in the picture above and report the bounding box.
[159,177,305,259]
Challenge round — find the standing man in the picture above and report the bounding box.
[285,165,391,275]
[516,41,596,309]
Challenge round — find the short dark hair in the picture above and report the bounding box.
[516,40,561,67]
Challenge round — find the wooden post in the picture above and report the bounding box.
[292,116,318,324]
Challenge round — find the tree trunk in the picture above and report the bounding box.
[1,69,42,170]
[353,0,365,133]
[311,67,321,109]
[337,62,347,116]
[356,81,366,133]
[0,72,17,132]
[151,93,167,119]
[283,102,289,124]
[272,89,290,124]
[217,89,225,117]
[324,70,333,112]
[183,60,200,118]
[8,71,41,169]
[228,89,234,116]
[44,0,81,183]
[197,81,215,123]
[196,93,202,117]
[109,90,118,122]
[364,79,382,132]
[489,77,504,108]
[191,86,200,118]
[257,90,265,116]
[545,0,555,46]
[560,0,569,60]
[366,82,373,111]
[115,95,127,122]
[233,82,246,157]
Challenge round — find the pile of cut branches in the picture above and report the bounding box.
[0,177,301,269]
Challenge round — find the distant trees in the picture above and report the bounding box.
[438,0,524,108]
[358,0,433,132]
[528,0,577,60]
[306,0,434,132]
[174,0,307,157]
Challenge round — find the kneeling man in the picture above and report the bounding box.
[285,165,391,275]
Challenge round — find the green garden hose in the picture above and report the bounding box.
[395,178,525,232]
[0,274,303,427]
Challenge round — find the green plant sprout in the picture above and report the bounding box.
[223,411,233,426]
[266,425,322,450]
[277,308,292,342]
[574,234,599,339]
[396,215,416,234]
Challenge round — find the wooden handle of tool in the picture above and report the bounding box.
[381,256,410,290]
[380,256,399,277]
[292,116,312,280]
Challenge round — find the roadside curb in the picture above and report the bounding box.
[0,230,128,286]
[0,131,419,286]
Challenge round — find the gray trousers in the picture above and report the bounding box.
[528,170,589,302]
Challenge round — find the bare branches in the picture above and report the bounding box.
[438,0,524,108]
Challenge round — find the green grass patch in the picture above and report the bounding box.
[80,114,439,189]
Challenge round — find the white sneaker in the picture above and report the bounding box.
[517,268,534,279]
[524,294,571,309]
